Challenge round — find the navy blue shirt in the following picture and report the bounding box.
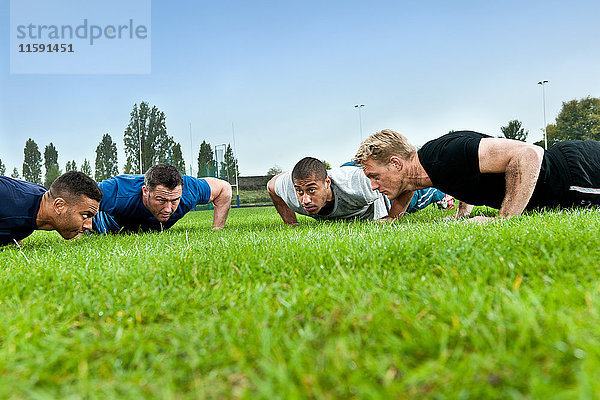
[93,175,212,233]
[0,176,47,246]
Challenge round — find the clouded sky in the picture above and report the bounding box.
[2,0,599,177]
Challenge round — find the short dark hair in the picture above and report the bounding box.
[49,171,103,202]
[291,157,327,182]
[144,163,183,190]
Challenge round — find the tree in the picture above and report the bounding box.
[0,158,5,175]
[95,133,119,181]
[500,120,528,142]
[23,138,42,184]
[43,142,61,187]
[219,144,238,182]
[266,165,282,178]
[545,97,600,145]
[124,158,134,174]
[11,167,20,179]
[81,159,92,176]
[170,142,186,175]
[43,143,58,171]
[44,164,61,186]
[65,160,77,172]
[123,102,173,174]
[197,141,214,177]
[322,160,332,170]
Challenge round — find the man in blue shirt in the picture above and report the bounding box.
[93,163,232,233]
[0,172,102,246]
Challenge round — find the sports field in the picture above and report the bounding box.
[1,206,599,399]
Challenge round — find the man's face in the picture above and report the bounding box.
[293,175,331,215]
[54,196,99,239]
[362,157,405,199]
[142,184,183,222]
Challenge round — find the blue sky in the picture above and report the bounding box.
[2,0,600,177]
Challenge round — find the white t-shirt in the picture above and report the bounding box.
[273,166,391,220]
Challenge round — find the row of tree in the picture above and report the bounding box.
[499,97,600,146]
[2,138,109,186]
[0,101,240,186]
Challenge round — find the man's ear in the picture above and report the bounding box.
[142,185,149,196]
[325,176,331,188]
[389,156,403,170]
[53,197,66,215]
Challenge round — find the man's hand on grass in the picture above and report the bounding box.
[465,216,496,223]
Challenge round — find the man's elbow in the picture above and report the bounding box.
[222,182,233,201]
[266,176,277,196]
[522,145,545,170]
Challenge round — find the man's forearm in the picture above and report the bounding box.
[499,150,543,218]
[386,190,414,220]
[269,192,299,225]
[212,195,231,229]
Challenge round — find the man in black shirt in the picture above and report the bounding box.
[0,172,102,246]
[353,129,600,221]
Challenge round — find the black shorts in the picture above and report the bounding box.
[542,140,600,208]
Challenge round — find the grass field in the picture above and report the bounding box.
[1,206,599,399]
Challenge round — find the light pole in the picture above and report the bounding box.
[137,113,143,174]
[231,123,240,208]
[189,123,193,177]
[538,80,549,150]
[354,104,365,141]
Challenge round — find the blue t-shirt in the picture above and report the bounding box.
[93,175,211,233]
[0,176,47,246]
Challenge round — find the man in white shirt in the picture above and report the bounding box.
[267,157,450,225]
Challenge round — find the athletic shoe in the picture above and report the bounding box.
[436,194,455,210]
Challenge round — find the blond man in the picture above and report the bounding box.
[354,129,600,221]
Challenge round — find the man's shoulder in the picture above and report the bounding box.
[181,175,211,205]
[182,175,208,189]
[0,176,47,194]
[273,171,292,189]
[0,176,46,211]
[99,175,144,196]
[423,131,490,147]
[0,177,45,220]
[329,166,380,205]
[419,131,490,160]
[329,166,370,190]
[98,175,144,213]
[99,174,144,188]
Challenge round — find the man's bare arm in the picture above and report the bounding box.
[478,138,544,218]
[204,177,232,229]
[266,173,299,225]
[385,190,415,220]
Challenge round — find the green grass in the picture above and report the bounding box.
[1,206,599,399]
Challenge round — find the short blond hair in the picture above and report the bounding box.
[353,129,416,165]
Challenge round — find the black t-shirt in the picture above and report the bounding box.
[0,176,46,246]
[417,131,508,209]
[418,131,598,210]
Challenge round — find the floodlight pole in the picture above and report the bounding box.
[137,111,143,174]
[189,123,193,176]
[354,104,365,141]
[231,123,240,208]
[538,80,549,150]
